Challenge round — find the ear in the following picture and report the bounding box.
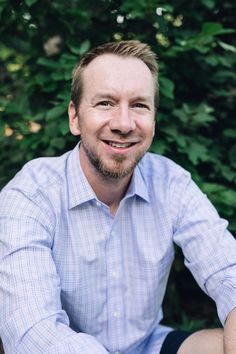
[68,100,81,136]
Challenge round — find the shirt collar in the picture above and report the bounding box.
[125,163,150,203]
[67,144,150,209]
[67,144,97,209]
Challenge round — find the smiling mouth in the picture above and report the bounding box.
[103,140,136,148]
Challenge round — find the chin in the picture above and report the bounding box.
[98,159,140,180]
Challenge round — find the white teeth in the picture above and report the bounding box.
[108,142,132,148]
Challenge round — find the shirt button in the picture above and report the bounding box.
[113,311,120,318]
[114,352,121,354]
[95,200,101,207]
[111,231,115,237]
[111,271,117,278]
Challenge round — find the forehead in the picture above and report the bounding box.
[81,54,155,98]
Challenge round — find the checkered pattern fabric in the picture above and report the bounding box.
[0,144,236,354]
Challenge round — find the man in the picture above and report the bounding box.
[0,40,236,354]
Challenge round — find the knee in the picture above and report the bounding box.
[177,328,223,354]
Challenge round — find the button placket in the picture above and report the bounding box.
[106,225,124,349]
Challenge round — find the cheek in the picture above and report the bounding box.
[140,121,155,138]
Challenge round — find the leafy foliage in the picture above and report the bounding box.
[0,0,235,330]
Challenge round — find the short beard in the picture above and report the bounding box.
[81,140,142,180]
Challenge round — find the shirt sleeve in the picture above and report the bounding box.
[0,188,109,354]
[172,173,236,325]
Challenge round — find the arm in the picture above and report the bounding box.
[0,188,108,354]
[172,174,236,327]
[224,307,236,354]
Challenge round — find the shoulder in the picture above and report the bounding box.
[138,153,203,228]
[138,152,190,183]
[2,150,71,197]
[137,152,195,208]
[0,150,74,224]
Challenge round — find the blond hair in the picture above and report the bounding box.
[71,40,159,109]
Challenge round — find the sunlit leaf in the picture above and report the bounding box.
[218,40,236,53]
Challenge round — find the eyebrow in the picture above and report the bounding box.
[92,93,153,103]
[131,95,153,103]
[92,93,118,101]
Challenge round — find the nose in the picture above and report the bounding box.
[109,105,136,134]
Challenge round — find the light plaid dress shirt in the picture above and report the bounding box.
[1,144,236,354]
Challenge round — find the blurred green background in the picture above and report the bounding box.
[0,0,236,332]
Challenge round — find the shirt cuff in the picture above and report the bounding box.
[208,280,236,325]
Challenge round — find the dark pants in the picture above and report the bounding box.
[0,338,4,354]
[160,330,193,354]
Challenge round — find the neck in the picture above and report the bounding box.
[79,148,132,215]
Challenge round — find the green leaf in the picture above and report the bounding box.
[68,45,82,55]
[218,40,236,53]
[51,71,65,81]
[186,142,209,165]
[200,0,215,9]
[161,125,178,138]
[42,83,57,92]
[50,137,66,149]
[193,112,215,125]
[205,55,219,66]
[176,135,187,149]
[159,77,175,99]
[44,123,58,138]
[79,40,91,56]
[173,108,188,123]
[202,183,236,208]
[229,145,236,167]
[221,167,236,182]
[46,106,67,121]
[193,44,211,54]
[150,140,167,155]
[59,119,70,136]
[34,73,50,85]
[223,129,236,139]
[202,22,223,35]
[25,0,38,7]
[229,219,236,232]
[0,119,4,137]
[37,57,58,68]
[211,70,236,82]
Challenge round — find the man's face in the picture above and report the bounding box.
[69,54,156,180]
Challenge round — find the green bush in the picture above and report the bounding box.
[0,0,235,329]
